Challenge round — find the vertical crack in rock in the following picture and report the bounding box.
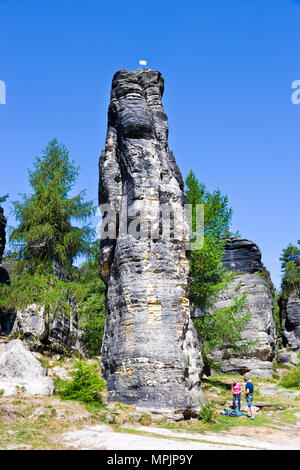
[98,69,205,416]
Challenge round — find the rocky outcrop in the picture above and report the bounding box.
[222,238,263,274]
[0,339,55,396]
[280,290,300,351]
[193,237,277,379]
[98,69,204,417]
[11,303,85,355]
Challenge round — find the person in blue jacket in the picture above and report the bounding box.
[244,377,254,420]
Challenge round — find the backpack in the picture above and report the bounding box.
[223,409,247,417]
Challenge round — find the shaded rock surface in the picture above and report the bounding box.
[11,303,85,355]
[222,237,263,274]
[280,291,300,351]
[99,68,204,416]
[0,339,55,396]
[193,238,277,378]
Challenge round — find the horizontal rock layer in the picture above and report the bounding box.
[222,237,263,274]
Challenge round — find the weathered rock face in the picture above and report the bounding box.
[280,290,300,351]
[11,303,85,355]
[99,69,204,416]
[222,237,262,274]
[0,339,55,396]
[193,238,277,379]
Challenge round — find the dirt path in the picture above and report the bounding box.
[60,423,300,450]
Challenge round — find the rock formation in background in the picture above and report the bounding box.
[193,237,277,379]
[222,237,263,274]
[98,69,204,417]
[11,303,85,355]
[279,258,300,353]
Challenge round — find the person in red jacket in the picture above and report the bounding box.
[231,379,242,412]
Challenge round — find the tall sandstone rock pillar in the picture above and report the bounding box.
[98,69,205,416]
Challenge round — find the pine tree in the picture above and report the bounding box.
[10,139,95,278]
[280,241,300,296]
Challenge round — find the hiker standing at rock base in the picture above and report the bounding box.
[244,377,255,420]
[231,379,242,412]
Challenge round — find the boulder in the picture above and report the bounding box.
[0,339,55,396]
[99,69,204,417]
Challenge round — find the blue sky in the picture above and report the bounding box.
[0,0,299,288]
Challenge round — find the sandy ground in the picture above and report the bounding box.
[60,423,300,450]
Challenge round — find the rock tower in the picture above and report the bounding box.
[98,69,205,417]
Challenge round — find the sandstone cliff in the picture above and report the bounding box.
[98,69,205,417]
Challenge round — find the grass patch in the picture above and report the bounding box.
[279,366,300,390]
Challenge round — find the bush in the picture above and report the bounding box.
[198,400,216,423]
[58,360,106,404]
[279,366,300,389]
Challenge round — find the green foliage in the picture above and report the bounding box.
[0,272,86,315]
[77,241,106,355]
[273,291,281,338]
[0,194,9,204]
[57,360,106,404]
[185,169,233,310]
[9,139,95,277]
[0,238,106,356]
[280,242,300,272]
[279,366,300,390]
[185,170,232,241]
[198,400,216,423]
[0,242,107,356]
